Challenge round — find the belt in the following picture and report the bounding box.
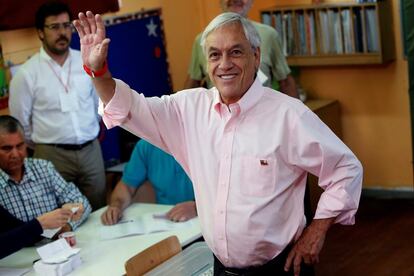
[46,139,94,151]
[214,243,294,276]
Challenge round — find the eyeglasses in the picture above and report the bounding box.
[43,22,73,31]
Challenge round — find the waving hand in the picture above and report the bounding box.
[73,11,110,71]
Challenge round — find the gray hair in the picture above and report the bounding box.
[200,12,261,55]
[0,115,24,136]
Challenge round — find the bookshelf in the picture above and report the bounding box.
[260,1,395,66]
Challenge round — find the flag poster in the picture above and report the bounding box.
[71,9,172,165]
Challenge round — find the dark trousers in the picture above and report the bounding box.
[213,245,314,276]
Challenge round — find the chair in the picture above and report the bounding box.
[125,235,182,276]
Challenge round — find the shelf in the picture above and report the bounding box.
[261,1,395,66]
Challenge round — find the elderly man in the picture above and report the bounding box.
[0,115,91,237]
[185,0,298,99]
[74,12,362,276]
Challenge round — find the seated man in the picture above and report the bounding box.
[0,115,91,235]
[0,204,81,259]
[102,139,196,225]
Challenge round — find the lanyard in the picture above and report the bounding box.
[46,57,72,93]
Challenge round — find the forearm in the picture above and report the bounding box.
[108,182,134,211]
[307,217,335,234]
[279,74,299,99]
[183,75,202,89]
[92,71,116,104]
[0,219,42,259]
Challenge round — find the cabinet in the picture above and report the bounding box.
[305,99,341,214]
[260,1,395,66]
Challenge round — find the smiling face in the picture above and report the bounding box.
[37,12,72,56]
[0,131,26,180]
[220,0,253,17]
[205,22,260,105]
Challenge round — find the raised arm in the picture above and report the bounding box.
[73,11,115,104]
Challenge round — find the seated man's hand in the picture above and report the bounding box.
[101,206,122,225]
[62,203,84,221]
[166,201,197,222]
[52,223,73,240]
[37,208,73,229]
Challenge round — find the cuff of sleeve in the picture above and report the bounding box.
[314,192,358,225]
[100,78,133,129]
[68,221,77,230]
[32,219,44,235]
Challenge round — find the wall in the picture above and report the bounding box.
[247,0,412,189]
[1,0,412,189]
[0,0,204,92]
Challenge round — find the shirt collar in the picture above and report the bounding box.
[40,47,72,66]
[0,169,11,188]
[0,159,34,188]
[213,77,264,116]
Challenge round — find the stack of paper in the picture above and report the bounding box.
[33,239,82,276]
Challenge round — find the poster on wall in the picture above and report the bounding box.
[71,9,172,165]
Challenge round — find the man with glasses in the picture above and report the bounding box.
[9,1,106,210]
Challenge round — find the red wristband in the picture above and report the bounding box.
[83,61,108,78]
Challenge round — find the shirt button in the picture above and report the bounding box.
[220,210,224,215]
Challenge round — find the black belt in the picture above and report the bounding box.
[45,139,94,151]
[213,243,295,276]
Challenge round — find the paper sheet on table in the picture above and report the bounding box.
[0,267,31,276]
[41,206,80,238]
[41,228,61,239]
[99,213,196,240]
[37,238,80,263]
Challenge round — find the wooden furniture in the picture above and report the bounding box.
[125,236,181,276]
[261,1,395,66]
[0,203,202,276]
[305,99,342,137]
[305,99,342,215]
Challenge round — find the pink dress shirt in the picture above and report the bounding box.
[101,78,362,268]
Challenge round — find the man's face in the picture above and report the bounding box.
[220,0,253,17]
[38,12,72,56]
[206,22,260,105]
[0,132,27,176]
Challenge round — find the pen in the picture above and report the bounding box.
[118,219,133,224]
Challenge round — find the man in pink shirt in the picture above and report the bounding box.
[74,12,362,276]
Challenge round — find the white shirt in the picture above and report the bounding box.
[101,78,363,268]
[9,47,99,145]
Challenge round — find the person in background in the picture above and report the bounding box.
[9,0,106,210]
[184,0,298,98]
[101,139,196,225]
[0,115,91,239]
[0,204,82,259]
[74,11,362,276]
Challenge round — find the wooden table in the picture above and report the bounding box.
[305,99,342,215]
[0,203,202,276]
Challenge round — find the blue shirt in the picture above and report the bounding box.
[122,140,194,205]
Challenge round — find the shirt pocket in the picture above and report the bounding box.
[75,76,94,101]
[237,156,276,197]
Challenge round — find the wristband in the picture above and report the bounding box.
[83,61,108,78]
